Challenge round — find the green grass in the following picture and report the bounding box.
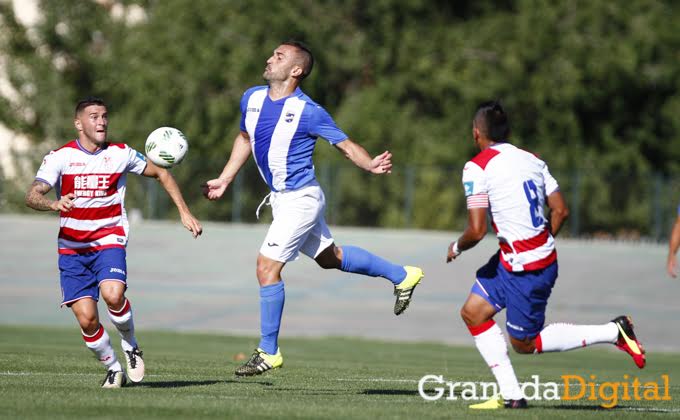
[0,325,677,419]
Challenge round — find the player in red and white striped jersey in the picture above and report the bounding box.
[25,97,202,388]
[446,101,646,409]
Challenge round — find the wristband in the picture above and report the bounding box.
[452,241,462,257]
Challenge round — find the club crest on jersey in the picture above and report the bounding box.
[102,156,113,171]
[464,181,474,197]
[285,112,295,123]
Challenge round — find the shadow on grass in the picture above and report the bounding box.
[134,379,273,388]
[547,404,673,413]
[546,404,609,411]
[361,389,422,396]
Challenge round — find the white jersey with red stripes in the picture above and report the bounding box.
[462,142,560,272]
[35,140,147,254]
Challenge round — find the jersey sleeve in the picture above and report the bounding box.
[35,151,63,188]
[126,146,148,175]
[239,89,249,132]
[542,162,560,196]
[462,161,489,209]
[308,105,348,145]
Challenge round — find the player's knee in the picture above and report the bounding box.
[510,339,536,354]
[314,246,342,270]
[78,315,99,334]
[315,253,341,270]
[101,291,125,310]
[460,306,476,326]
[256,263,278,285]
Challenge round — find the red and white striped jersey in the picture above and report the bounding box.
[35,140,147,254]
[462,142,560,272]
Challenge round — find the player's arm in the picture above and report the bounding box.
[667,215,680,278]
[447,207,487,263]
[143,161,202,238]
[25,180,76,212]
[545,190,569,237]
[202,131,252,200]
[334,139,392,175]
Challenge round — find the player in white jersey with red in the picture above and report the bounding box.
[25,97,202,388]
[446,101,646,409]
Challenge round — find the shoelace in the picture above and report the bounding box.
[126,349,143,368]
[247,353,264,367]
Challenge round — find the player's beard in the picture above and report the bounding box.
[263,65,289,84]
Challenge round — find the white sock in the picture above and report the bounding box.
[537,322,618,353]
[469,320,524,400]
[107,299,138,352]
[82,325,122,372]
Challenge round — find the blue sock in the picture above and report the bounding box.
[340,246,407,285]
[258,281,285,355]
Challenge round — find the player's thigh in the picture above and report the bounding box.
[59,253,100,307]
[504,263,557,340]
[468,252,507,316]
[92,248,128,307]
[300,215,334,260]
[261,187,325,262]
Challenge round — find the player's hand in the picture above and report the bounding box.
[181,212,203,238]
[446,241,461,263]
[667,256,677,278]
[201,178,228,201]
[51,193,76,212]
[369,151,392,175]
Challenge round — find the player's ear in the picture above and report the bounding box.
[291,65,303,79]
[74,118,82,131]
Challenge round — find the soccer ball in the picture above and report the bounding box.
[144,127,189,168]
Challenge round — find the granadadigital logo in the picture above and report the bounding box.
[418,374,671,408]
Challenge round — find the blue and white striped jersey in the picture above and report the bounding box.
[240,86,348,192]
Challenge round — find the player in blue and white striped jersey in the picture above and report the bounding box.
[203,41,424,376]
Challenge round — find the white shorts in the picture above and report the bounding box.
[259,183,334,262]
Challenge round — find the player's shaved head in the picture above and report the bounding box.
[473,100,510,142]
[75,96,106,117]
[282,40,314,80]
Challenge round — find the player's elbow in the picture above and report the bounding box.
[154,167,170,182]
[553,205,569,222]
[470,225,487,242]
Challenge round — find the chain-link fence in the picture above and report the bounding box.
[3,153,679,241]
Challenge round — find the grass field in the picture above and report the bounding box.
[0,325,677,419]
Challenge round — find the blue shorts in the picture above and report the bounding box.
[58,248,128,307]
[471,252,557,340]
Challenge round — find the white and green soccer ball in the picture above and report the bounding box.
[145,127,188,168]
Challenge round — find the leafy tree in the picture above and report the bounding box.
[1,0,679,236]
